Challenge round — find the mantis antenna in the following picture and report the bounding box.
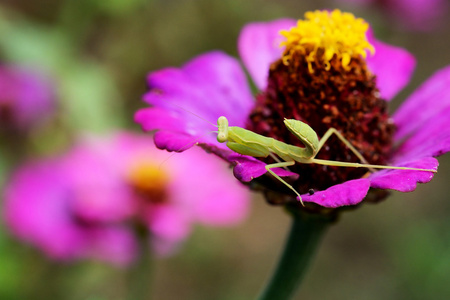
[156,102,219,168]
[168,102,217,128]
[158,130,216,168]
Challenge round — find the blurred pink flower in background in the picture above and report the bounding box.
[337,0,448,31]
[3,132,250,265]
[0,65,55,131]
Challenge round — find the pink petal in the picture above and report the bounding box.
[154,130,213,153]
[62,142,135,222]
[386,0,448,31]
[142,51,253,126]
[145,206,191,256]
[166,148,251,225]
[3,161,86,260]
[136,51,254,153]
[301,179,370,208]
[366,29,416,100]
[393,65,450,141]
[229,153,299,182]
[393,106,450,161]
[147,206,191,242]
[238,19,296,90]
[134,107,183,132]
[369,157,438,192]
[0,65,55,130]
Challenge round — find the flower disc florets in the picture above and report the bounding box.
[247,10,395,199]
[280,9,375,72]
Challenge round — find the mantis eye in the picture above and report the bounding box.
[217,132,227,143]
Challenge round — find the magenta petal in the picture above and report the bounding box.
[0,66,55,130]
[393,106,450,161]
[153,131,201,152]
[366,30,416,100]
[229,153,299,182]
[369,157,438,192]
[134,107,182,132]
[167,148,250,226]
[136,51,254,153]
[301,179,370,208]
[393,65,450,141]
[3,161,85,259]
[238,19,296,90]
[143,51,254,125]
[145,205,191,256]
[136,108,220,153]
[387,0,449,31]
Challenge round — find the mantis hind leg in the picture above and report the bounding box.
[265,161,304,205]
[308,158,437,173]
[316,128,369,164]
[314,128,437,173]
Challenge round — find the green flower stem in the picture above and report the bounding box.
[257,206,334,300]
[127,231,153,300]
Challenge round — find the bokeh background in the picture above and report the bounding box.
[1,0,449,299]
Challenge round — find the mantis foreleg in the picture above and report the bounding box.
[264,161,303,204]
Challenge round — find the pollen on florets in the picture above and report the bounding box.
[280,9,375,72]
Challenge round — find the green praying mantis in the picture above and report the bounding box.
[215,116,437,205]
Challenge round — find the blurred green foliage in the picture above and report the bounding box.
[0,0,449,299]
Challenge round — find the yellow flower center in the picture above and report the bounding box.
[127,161,169,204]
[280,9,375,72]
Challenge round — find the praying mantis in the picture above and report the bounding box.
[215,116,437,205]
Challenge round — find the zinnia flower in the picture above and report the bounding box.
[3,132,249,265]
[0,65,55,131]
[135,10,448,210]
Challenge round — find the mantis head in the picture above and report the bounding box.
[217,116,229,143]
